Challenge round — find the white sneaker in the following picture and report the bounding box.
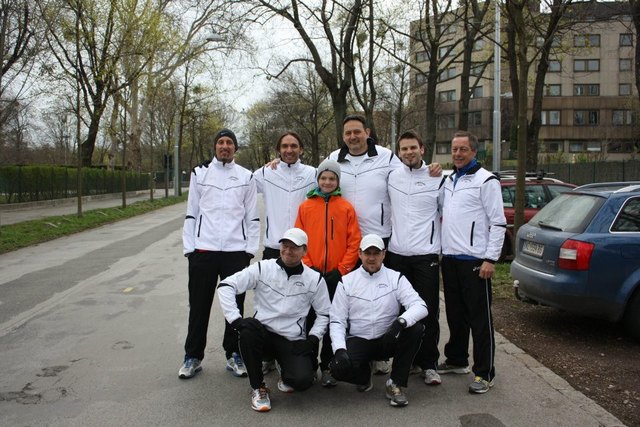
[277,378,294,393]
[226,352,247,377]
[423,369,442,385]
[178,357,202,379]
[251,384,271,412]
[373,360,391,375]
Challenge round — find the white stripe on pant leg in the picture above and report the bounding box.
[484,277,494,381]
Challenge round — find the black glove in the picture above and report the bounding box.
[324,269,342,286]
[231,317,262,333]
[382,318,405,350]
[330,348,351,378]
[292,335,319,356]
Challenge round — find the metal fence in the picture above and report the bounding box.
[540,159,640,186]
[0,166,148,204]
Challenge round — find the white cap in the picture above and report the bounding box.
[279,228,308,247]
[359,234,385,251]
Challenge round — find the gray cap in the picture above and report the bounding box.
[317,159,341,183]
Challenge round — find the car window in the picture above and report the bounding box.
[524,185,545,208]
[611,197,640,232]
[547,184,574,200]
[502,186,514,207]
[531,193,604,233]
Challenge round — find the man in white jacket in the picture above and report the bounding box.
[387,131,445,387]
[179,128,259,380]
[254,132,316,260]
[218,228,331,412]
[438,130,507,394]
[329,234,427,407]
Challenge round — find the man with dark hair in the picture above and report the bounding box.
[179,128,259,380]
[255,132,316,260]
[218,228,331,412]
[438,130,507,394]
[386,130,445,387]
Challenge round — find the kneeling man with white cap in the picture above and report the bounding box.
[218,228,331,412]
[329,234,428,407]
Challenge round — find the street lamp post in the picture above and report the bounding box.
[492,1,501,172]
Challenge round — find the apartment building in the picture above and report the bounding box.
[409,1,639,166]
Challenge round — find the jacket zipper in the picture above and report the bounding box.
[266,216,269,239]
[197,215,203,237]
[430,221,434,244]
[242,221,246,240]
[380,203,384,226]
[324,198,329,273]
[470,221,475,246]
[331,217,334,240]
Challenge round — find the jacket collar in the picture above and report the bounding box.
[337,137,378,162]
[402,160,427,172]
[212,157,236,168]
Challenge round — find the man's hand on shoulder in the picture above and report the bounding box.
[266,158,280,170]
[428,162,443,177]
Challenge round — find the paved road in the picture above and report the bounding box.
[0,203,624,426]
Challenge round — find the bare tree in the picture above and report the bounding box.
[249,0,364,147]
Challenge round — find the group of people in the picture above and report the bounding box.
[178,115,507,412]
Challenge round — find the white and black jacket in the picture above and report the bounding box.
[218,259,331,341]
[388,161,445,256]
[328,142,402,238]
[182,157,259,256]
[329,265,428,352]
[254,160,316,250]
[441,165,506,262]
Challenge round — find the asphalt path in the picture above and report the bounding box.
[0,202,624,426]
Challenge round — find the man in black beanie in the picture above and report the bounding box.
[179,127,259,380]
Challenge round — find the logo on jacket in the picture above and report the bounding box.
[293,281,305,287]
[377,283,388,288]
[415,181,425,187]
[228,176,238,181]
[295,176,304,182]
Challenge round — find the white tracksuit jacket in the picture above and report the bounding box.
[254,160,316,250]
[328,144,402,238]
[441,165,507,262]
[329,265,428,352]
[182,157,259,256]
[388,161,445,256]
[218,259,331,341]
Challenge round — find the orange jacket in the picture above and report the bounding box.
[295,191,361,276]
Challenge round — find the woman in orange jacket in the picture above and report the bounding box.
[295,158,361,386]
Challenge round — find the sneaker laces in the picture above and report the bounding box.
[234,353,245,369]
[387,383,402,396]
[256,385,270,399]
[183,358,195,368]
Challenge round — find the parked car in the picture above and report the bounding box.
[498,172,576,259]
[510,182,640,339]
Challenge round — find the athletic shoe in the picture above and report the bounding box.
[468,376,494,394]
[436,362,471,374]
[226,352,248,377]
[423,369,442,385]
[373,360,391,375]
[409,365,422,375]
[250,384,271,412]
[262,360,277,375]
[277,378,294,393]
[356,362,374,392]
[385,382,408,407]
[320,370,337,387]
[178,357,202,379]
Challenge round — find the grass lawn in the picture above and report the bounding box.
[0,194,187,254]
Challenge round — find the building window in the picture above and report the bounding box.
[473,39,485,51]
[620,33,633,47]
[439,45,454,58]
[574,34,600,47]
[573,84,599,96]
[612,110,636,126]
[416,73,427,85]
[436,142,451,154]
[439,67,456,81]
[438,114,456,129]
[569,142,601,153]
[569,142,584,153]
[551,36,562,48]
[574,59,599,72]
[541,141,562,153]
[471,86,483,98]
[436,23,456,35]
[470,63,484,76]
[620,58,632,71]
[541,110,560,126]
[545,84,561,96]
[574,110,599,126]
[415,51,429,63]
[548,60,561,72]
[608,141,638,153]
[619,84,632,96]
[469,111,482,126]
[438,89,456,102]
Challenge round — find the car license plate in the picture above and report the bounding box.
[523,240,544,257]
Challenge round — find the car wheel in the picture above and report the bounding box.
[623,288,640,341]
